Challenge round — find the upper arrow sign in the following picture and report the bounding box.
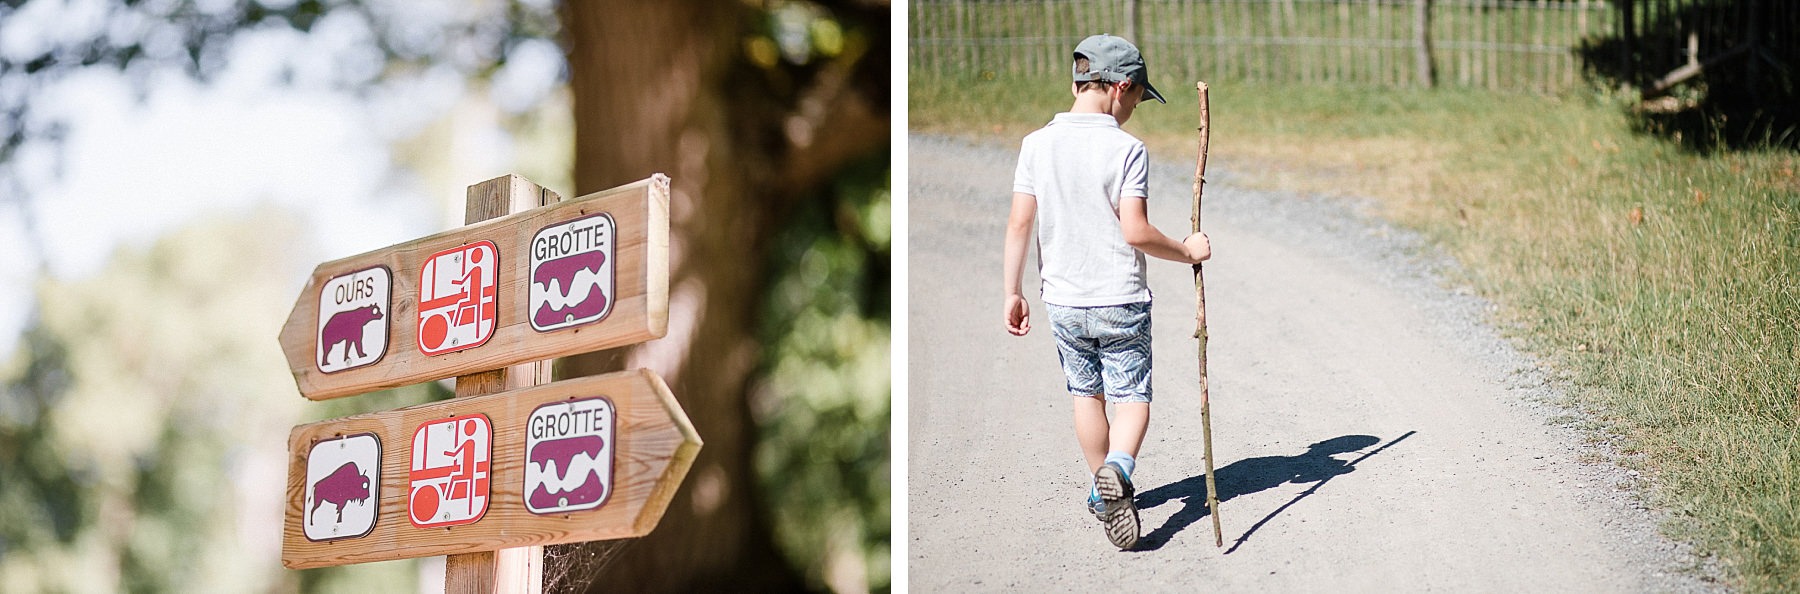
[278,175,670,401]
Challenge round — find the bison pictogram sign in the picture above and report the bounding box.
[303,433,380,541]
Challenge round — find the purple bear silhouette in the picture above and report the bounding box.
[320,305,383,367]
[310,461,371,524]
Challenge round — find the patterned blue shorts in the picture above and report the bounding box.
[1046,301,1152,403]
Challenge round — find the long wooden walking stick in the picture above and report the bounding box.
[1192,81,1223,548]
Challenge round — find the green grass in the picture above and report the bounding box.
[913,72,1800,591]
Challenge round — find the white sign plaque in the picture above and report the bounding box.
[529,214,616,332]
[315,267,391,373]
[524,397,616,514]
[303,433,380,541]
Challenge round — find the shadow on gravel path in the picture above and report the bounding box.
[1134,431,1417,552]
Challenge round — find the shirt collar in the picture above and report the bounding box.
[1050,112,1120,128]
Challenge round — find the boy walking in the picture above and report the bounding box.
[1002,34,1211,550]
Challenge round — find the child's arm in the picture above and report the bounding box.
[1120,197,1210,264]
[1003,192,1037,336]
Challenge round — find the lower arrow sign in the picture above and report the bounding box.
[280,368,701,570]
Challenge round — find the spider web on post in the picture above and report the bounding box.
[541,538,636,592]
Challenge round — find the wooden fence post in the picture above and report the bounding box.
[1619,0,1636,87]
[1415,0,1435,87]
[1579,0,1589,39]
[1125,0,1141,45]
[1046,0,1058,77]
[1746,0,1763,105]
[954,0,967,73]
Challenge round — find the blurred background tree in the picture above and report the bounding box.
[0,0,889,592]
[552,1,887,591]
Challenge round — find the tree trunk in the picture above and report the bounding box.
[557,1,887,591]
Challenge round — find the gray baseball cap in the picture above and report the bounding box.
[1072,34,1166,104]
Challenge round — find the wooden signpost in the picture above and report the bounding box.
[276,174,698,593]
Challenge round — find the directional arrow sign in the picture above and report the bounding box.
[280,368,700,569]
[279,175,670,401]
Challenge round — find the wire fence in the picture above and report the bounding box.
[910,0,1617,93]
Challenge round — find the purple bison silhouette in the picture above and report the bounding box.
[320,305,383,367]
[310,461,372,524]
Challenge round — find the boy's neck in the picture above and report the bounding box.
[1069,91,1115,117]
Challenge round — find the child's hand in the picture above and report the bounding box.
[1004,294,1032,335]
[1184,232,1212,264]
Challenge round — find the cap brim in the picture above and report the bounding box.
[1141,81,1167,104]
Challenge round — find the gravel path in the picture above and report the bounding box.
[906,134,1728,592]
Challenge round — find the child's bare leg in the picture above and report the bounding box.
[1108,402,1150,458]
[1072,394,1110,474]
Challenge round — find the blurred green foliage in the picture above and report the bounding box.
[754,154,891,594]
[1,208,303,591]
[0,209,463,593]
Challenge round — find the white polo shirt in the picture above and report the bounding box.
[1013,112,1152,307]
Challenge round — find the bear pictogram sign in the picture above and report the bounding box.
[316,267,390,373]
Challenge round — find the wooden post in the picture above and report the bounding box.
[1486,0,1497,90]
[1213,0,1230,83]
[1338,0,1350,84]
[1247,0,1261,82]
[446,175,562,594]
[1125,0,1141,47]
[1415,0,1435,87]
[1375,0,1386,86]
[954,0,967,74]
[1052,0,1060,74]
[1536,0,1547,92]
[1579,0,1589,40]
[1192,81,1223,549]
[1745,0,1763,106]
[1619,0,1635,89]
[1188,0,1198,83]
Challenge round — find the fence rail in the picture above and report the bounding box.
[909,0,1616,93]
